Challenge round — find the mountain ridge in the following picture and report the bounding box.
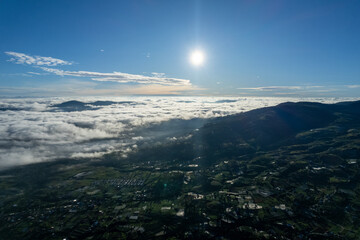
[199,100,360,150]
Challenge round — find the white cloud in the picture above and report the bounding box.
[28,71,48,75]
[236,85,336,96]
[7,73,33,77]
[237,86,303,91]
[40,67,191,86]
[347,85,360,89]
[5,51,191,88]
[5,51,72,66]
[151,72,166,78]
[1,96,359,168]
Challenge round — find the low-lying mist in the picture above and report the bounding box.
[0,96,357,169]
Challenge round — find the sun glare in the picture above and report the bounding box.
[190,50,205,66]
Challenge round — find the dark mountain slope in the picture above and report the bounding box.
[50,100,94,111]
[104,100,360,169]
[199,101,360,150]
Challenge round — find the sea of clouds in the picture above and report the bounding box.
[0,96,359,169]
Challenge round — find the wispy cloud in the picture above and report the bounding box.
[237,86,304,91]
[151,72,165,78]
[5,51,72,66]
[6,73,33,77]
[237,85,329,93]
[40,67,191,86]
[27,71,49,76]
[236,85,358,97]
[5,51,193,90]
[347,85,360,89]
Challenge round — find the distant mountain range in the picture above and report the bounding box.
[51,100,136,111]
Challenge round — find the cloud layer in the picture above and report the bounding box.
[1,96,359,169]
[5,51,72,66]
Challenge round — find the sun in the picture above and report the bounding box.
[190,50,205,66]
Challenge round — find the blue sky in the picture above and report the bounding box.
[0,0,359,97]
